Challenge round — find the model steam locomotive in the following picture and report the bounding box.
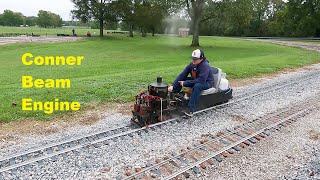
[131,67,233,127]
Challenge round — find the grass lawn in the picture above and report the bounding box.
[0,35,319,122]
[0,26,126,36]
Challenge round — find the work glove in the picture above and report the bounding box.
[168,86,173,92]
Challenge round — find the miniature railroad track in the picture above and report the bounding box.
[123,99,318,180]
[233,70,319,100]
[0,72,318,176]
[0,124,132,173]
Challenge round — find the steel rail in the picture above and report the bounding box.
[123,106,312,180]
[164,108,311,179]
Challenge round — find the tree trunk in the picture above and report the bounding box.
[129,23,133,37]
[187,0,205,47]
[99,0,104,37]
[99,18,104,37]
[191,17,201,47]
[152,28,155,36]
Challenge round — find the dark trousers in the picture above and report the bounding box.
[173,78,210,112]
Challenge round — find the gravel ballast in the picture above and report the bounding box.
[0,58,319,178]
[206,103,320,180]
[245,39,320,53]
[0,36,81,45]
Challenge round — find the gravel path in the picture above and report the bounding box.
[246,38,320,52]
[0,36,82,45]
[273,41,320,52]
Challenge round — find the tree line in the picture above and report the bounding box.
[0,10,63,28]
[71,0,320,46]
[1,0,319,46]
[200,0,320,37]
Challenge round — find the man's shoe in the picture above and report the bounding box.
[184,109,193,117]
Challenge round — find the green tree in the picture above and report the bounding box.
[0,14,3,26]
[114,0,181,37]
[198,0,284,37]
[24,16,38,26]
[1,10,24,26]
[113,0,137,37]
[37,11,51,27]
[146,0,174,36]
[51,13,63,27]
[271,0,320,37]
[71,0,117,37]
[134,0,152,37]
[246,0,284,36]
[200,0,229,36]
[37,10,62,28]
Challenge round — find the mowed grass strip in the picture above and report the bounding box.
[0,35,319,122]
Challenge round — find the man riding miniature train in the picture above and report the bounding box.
[168,49,214,117]
[131,49,232,126]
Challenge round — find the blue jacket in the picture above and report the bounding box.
[173,59,214,88]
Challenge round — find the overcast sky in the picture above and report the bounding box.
[0,0,75,20]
